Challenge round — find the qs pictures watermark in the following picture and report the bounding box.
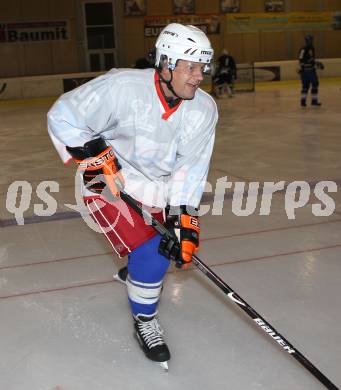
[4,176,338,230]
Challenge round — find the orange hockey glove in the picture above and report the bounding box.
[66,138,124,198]
[159,206,200,268]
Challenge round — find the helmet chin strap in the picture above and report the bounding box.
[157,68,183,100]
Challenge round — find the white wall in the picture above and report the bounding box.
[1,58,341,100]
[255,58,341,82]
[0,72,103,100]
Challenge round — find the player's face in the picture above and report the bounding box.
[171,60,205,99]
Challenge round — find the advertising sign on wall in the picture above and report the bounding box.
[63,77,96,93]
[124,0,146,16]
[225,12,340,33]
[173,0,195,15]
[265,0,285,12]
[221,0,240,13]
[255,66,281,81]
[0,21,70,43]
[144,14,220,37]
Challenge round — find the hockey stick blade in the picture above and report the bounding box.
[120,191,339,390]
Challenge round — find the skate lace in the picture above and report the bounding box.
[138,318,165,349]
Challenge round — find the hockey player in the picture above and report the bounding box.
[298,34,324,107]
[47,23,218,370]
[212,49,237,98]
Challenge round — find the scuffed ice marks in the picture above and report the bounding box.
[21,296,126,353]
[21,299,64,331]
[0,276,8,288]
[63,298,133,357]
[0,246,10,264]
[65,302,118,350]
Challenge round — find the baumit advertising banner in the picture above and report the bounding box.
[0,21,70,43]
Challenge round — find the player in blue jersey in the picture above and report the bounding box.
[298,34,324,107]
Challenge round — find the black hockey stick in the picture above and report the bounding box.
[120,191,339,390]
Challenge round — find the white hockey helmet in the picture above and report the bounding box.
[155,23,214,73]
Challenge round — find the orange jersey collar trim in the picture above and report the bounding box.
[154,71,183,120]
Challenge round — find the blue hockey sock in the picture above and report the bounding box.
[127,235,170,316]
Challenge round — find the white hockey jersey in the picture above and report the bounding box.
[47,68,218,208]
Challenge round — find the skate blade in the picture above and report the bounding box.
[159,361,168,371]
[113,273,126,285]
